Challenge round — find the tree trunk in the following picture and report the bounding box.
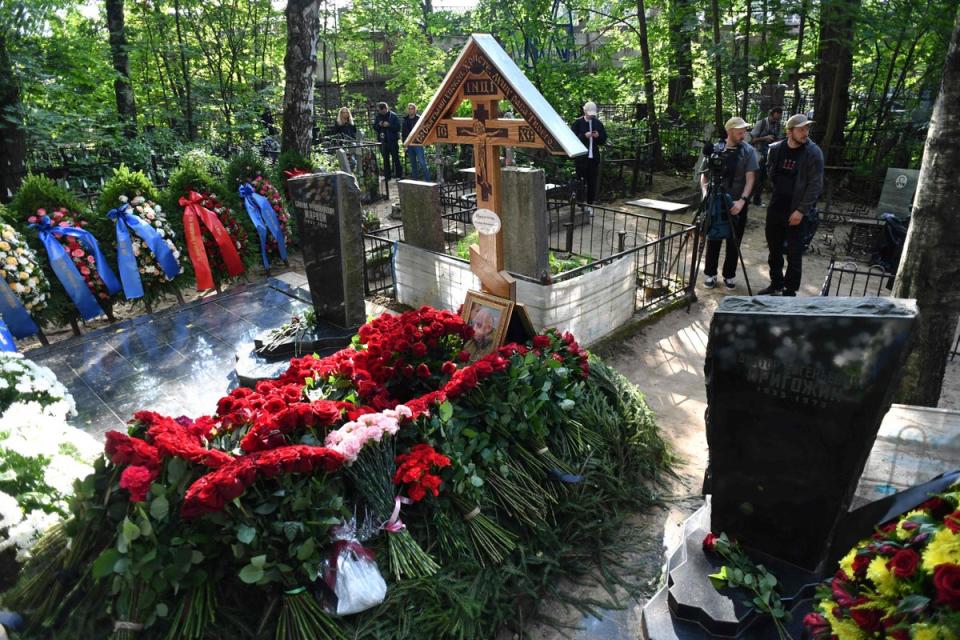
[174,0,196,141]
[106,0,137,137]
[740,0,752,118]
[893,9,960,407]
[666,0,694,119]
[813,0,860,162]
[791,0,807,113]
[0,31,25,203]
[711,0,723,133]
[282,0,321,157]
[636,0,663,167]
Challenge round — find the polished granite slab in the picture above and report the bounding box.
[26,276,313,437]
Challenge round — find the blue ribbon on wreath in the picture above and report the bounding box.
[0,317,19,352]
[239,183,287,269]
[30,215,121,321]
[108,203,181,300]
[0,277,39,339]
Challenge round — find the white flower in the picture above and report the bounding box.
[119,195,129,203]
[1,509,59,560]
[153,204,162,213]
[559,399,575,411]
[131,196,145,206]
[0,490,23,529]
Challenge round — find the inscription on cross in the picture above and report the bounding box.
[406,34,586,299]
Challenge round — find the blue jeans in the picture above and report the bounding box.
[406,147,428,181]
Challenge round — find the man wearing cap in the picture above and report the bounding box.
[570,101,607,214]
[758,114,824,296]
[748,106,784,205]
[700,116,759,291]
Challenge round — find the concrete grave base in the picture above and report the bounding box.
[394,243,636,346]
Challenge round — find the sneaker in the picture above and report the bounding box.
[781,289,797,297]
[704,276,717,289]
[724,278,736,290]
[757,284,783,295]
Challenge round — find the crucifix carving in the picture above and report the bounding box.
[405,34,587,300]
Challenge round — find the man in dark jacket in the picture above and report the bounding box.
[570,101,607,213]
[757,114,824,296]
[374,102,402,180]
[402,103,428,180]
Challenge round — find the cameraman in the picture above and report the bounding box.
[700,117,759,290]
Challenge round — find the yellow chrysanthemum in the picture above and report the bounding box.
[17,271,28,280]
[4,256,16,266]
[866,555,900,597]
[922,527,960,572]
[896,510,926,540]
[1,230,13,241]
[839,547,857,579]
[911,623,959,640]
[823,606,867,640]
[0,242,10,251]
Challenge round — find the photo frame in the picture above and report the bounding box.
[461,290,515,359]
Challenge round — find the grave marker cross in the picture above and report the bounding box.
[406,34,586,299]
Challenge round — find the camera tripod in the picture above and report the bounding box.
[688,167,754,296]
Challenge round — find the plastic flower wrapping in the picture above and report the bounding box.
[27,207,112,301]
[0,353,99,561]
[120,195,182,286]
[0,222,50,315]
[806,486,960,640]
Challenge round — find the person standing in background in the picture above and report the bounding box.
[748,106,783,205]
[570,101,607,215]
[373,102,402,181]
[402,103,428,181]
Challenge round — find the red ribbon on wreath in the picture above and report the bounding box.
[179,191,245,291]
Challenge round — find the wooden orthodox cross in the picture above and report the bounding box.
[406,34,585,300]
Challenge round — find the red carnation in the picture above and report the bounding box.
[441,361,457,376]
[885,549,920,579]
[933,563,960,610]
[119,465,155,502]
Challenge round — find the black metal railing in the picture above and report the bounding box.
[362,224,403,295]
[819,259,895,297]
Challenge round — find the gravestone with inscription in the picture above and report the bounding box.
[641,296,919,639]
[877,167,920,218]
[234,172,365,386]
[287,172,366,329]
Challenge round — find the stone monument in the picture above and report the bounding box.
[234,171,366,386]
[398,180,445,253]
[877,167,920,218]
[501,167,549,282]
[642,296,920,639]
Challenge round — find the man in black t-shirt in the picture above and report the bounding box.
[757,114,824,296]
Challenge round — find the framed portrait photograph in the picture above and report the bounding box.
[461,290,515,359]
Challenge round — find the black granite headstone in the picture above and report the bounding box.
[287,172,366,330]
[704,296,917,571]
[877,168,920,218]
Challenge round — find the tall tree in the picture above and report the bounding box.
[711,0,723,132]
[665,0,694,119]
[106,0,138,137]
[282,0,321,156]
[813,0,860,162]
[739,0,752,117]
[635,0,663,166]
[893,8,960,407]
[0,30,25,203]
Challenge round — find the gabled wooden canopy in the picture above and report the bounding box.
[405,33,587,158]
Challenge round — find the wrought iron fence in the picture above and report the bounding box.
[819,259,895,297]
[363,223,403,296]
